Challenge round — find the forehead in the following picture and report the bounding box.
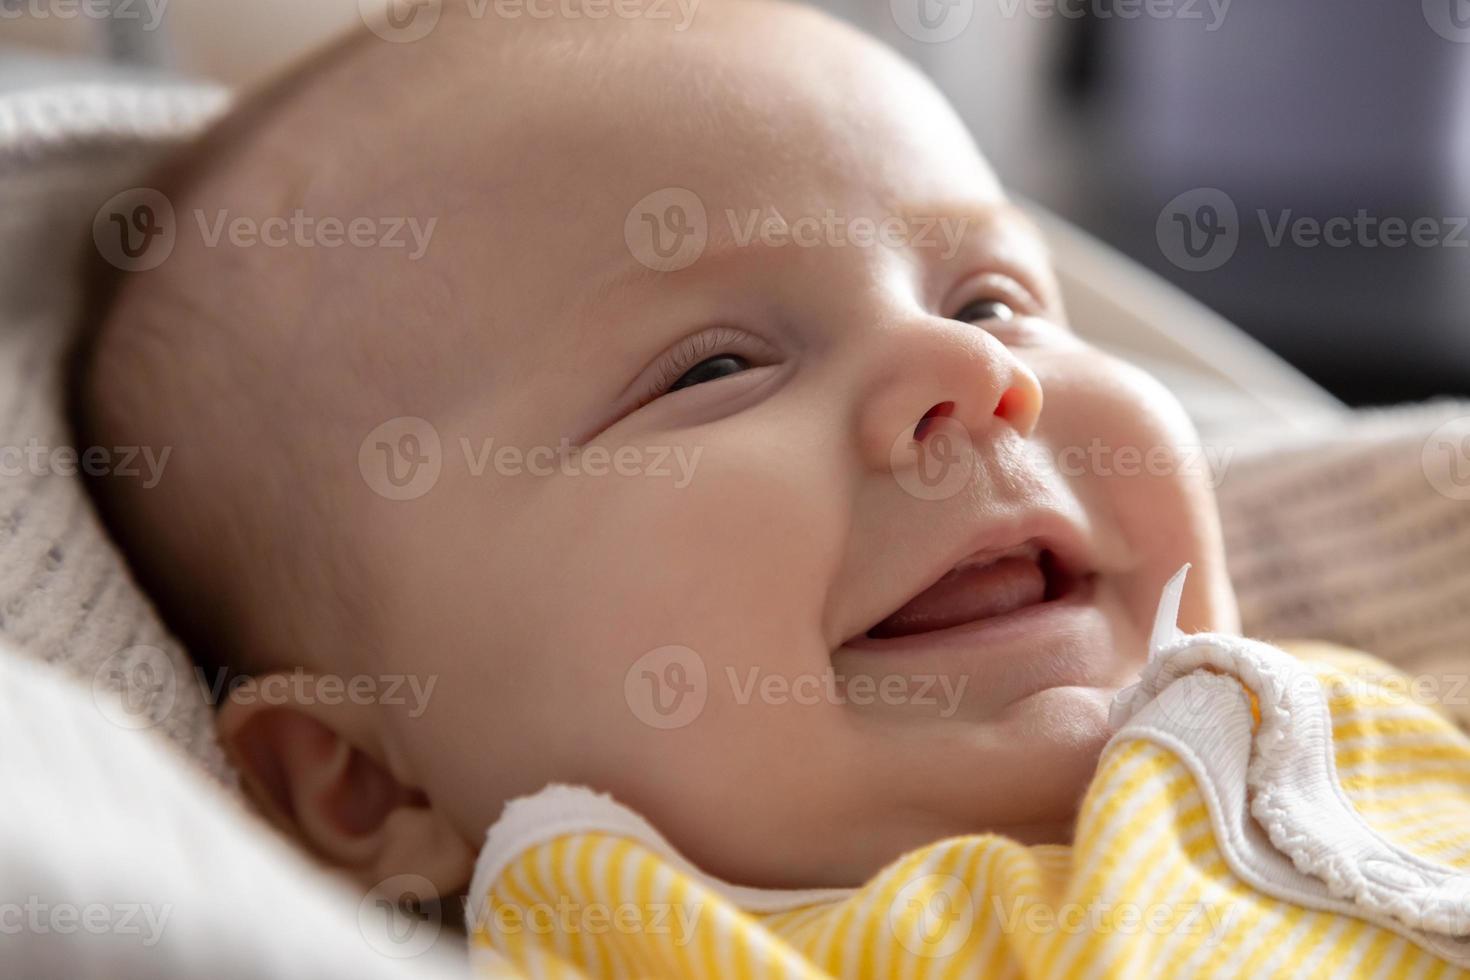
[379,10,998,205]
[387,14,1002,315]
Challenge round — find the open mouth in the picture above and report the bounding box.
[865,541,1086,640]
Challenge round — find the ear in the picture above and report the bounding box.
[215,671,475,899]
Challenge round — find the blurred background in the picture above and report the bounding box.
[4,0,1468,405]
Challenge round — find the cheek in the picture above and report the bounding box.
[378,428,852,841]
[1036,354,1236,634]
[540,432,848,658]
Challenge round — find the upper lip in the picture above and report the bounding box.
[842,511,1097,645]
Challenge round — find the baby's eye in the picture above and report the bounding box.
[951,298,1016,325]
[669,354,752,392]
[630,325,778,412]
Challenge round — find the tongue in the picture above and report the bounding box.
[869,555,1047,639]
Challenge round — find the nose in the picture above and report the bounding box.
[855,318,1043,473]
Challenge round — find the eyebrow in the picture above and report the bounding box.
[585,198,1045,310]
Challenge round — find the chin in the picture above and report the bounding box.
[1000,681,1117,723]
[999,684,1118,760]
[986,685,1118,831]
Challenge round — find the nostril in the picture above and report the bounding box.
[994,388,1025,423]
[913,401,955,442]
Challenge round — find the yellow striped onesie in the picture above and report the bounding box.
[466,602,1470,978]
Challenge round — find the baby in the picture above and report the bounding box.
[70,1,1470,976]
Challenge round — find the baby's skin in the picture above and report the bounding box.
[77,0,1239,897]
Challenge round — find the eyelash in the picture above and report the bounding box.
[946,273,1040,322]
[640,325,775,405]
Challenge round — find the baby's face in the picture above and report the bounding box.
[337,3,1237,888]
